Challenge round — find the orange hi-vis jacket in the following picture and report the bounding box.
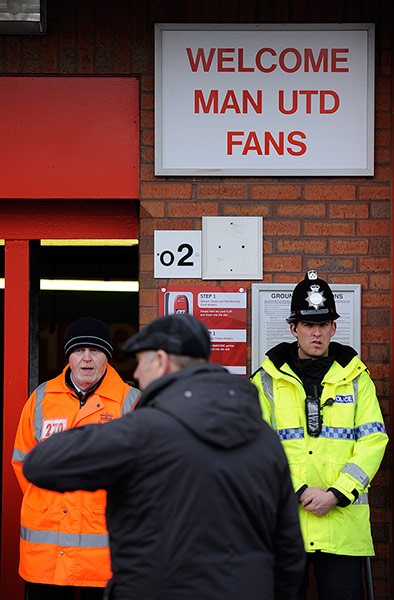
[12,364,141,587]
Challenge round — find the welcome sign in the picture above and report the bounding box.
[155,23,374,176]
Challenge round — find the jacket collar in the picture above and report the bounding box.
[266,341,357,370]
[46,363,126,403]
[264,341,363,385]
[135,362,263,450]
[135,362,225,409]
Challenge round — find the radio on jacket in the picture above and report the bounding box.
[305,396,322,436]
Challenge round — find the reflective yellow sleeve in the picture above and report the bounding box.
[330,371,388,501]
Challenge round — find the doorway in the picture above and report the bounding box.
[1,198,140,598]
[38,240,139,386]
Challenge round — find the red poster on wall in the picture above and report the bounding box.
[159,286,247,375]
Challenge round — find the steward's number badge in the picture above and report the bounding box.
[42,418,68,440]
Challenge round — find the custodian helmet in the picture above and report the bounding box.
[287,270,340,324]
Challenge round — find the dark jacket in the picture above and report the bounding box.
[23,362,305,600]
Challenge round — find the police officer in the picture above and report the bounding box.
[251,270,388,600]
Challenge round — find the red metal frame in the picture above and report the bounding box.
[2,241,30,599]
[0,200,138,239]
[391,46,394,599]
[1,202,139,598]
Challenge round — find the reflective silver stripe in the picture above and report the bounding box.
[352,375,359,409]
[355,421,387,439]
[33,382,47,442]
[353,492,369,505]
[341,462,369,488]
[278,427,304,441]
[20,526,109,548]
[259,371,277,430]
[121,387,141,416]
[12,448,27,462]
[320,426,355,440]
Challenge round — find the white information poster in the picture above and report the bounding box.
[251,283,361,372]
[155,23,375,176]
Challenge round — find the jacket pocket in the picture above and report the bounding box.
[22,489,60,529]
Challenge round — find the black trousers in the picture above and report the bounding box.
[25,582,105,600]
[299,552,364,600]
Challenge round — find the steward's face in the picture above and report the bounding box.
[290,321,336,359]
[68,348,107,391]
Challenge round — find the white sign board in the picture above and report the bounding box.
[155,23,374,176]
[251,283,361,372]
[154,230,201,278]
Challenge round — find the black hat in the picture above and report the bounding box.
[64,317,113,359]
[122,314,211,359]
[287,270,340,324]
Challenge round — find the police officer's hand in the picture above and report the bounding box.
[300,487,338,516]
[299,486,325,505]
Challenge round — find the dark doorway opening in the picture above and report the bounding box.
[38,242,139,386]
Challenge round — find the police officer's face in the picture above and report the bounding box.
[69,348,108,391]
[290,321,336,359]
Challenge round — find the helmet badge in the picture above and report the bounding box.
[306,284,326,311]
[307,269,318,280]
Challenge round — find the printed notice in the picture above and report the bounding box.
[160,286,247,374]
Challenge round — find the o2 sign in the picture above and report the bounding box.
[159,243,193,268]
[154,230,202,278]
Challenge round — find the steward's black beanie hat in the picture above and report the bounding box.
[64,317,113,360]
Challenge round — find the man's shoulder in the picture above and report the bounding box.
[329,341,358,367]
[100,364,141,403]
[250,342,295,381]
[328,343,367,380]
[39,367,69,394]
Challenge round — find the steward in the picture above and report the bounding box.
[12,317,141,600]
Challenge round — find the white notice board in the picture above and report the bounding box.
[155,23,375,176]
[251,283,361,372]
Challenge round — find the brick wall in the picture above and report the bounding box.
[0,0,392,597]
[137,7,392,598]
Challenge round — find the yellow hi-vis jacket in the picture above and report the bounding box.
[12,364,141,587]
[251,342,388,556]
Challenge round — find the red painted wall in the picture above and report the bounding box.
[0,77,139,198]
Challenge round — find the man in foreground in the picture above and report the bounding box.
[23,313,305,600]
[13,317,141,600]
[251,271,388,600]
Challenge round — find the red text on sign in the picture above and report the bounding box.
[194,89,262,114]
[186,47,349,73]
[278,90,340,114]
[227,131,307,156]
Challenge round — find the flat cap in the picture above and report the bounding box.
[122,314,211,359]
